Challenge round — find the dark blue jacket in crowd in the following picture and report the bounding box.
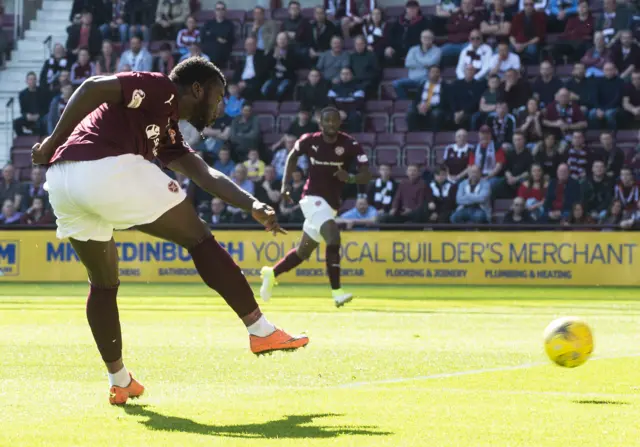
[594,76,625,110]
[544,178,581,215]
[451,78,486,114]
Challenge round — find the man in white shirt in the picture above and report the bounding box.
[455,30,493,81]
[117,36,152,72]
[233,37,267,101]
[488,41,521,78]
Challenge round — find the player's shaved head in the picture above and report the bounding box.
[319,107,341,139]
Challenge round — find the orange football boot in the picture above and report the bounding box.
[250,329,309,355]
[108,373,145,405]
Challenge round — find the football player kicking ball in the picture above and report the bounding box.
[259,107,371,306]
[31,58,308,405]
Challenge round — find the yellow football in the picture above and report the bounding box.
[544,317,594,368]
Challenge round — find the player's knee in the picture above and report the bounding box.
[326,235,341,247]
[88,270,119,288]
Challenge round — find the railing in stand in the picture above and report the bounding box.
[43,35,52,60]
[13,0,23,42]
[5,97,14,156]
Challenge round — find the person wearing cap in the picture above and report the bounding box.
[468,125,505,192]
[407,65,449,132]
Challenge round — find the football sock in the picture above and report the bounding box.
[190,236,260,319]
[86,283,122,363]
[273,249,304,277]
[108,366,131,388]
[247,315,276,337]
[326,244,341,290]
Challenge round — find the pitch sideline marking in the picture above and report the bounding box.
[336,353,640,389]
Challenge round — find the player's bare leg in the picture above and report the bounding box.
[135,198,308,355]
[69,238,144,405]
[260,232,318,301]
[319,220,352,307]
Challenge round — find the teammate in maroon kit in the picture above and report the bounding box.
[259,107,372,306]
[31,58,308,405]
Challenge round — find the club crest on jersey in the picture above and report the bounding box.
[127,89,146,109]
[146,124,160,140]
[168,181,179,193]
[335,146,345,156]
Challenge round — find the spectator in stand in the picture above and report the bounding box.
[316,36,350,85]
[309,6,340,60]
[200,197,231,225]
[151,42,175,75]
[325,0,375,39]
[565,62,595,114]
[40,43,69,91]
[425,164,457,223]
[200,102,231,161]
[213,146,235,177]
[388,0,429,64]
[99,0,128,43]
[443,128,473,182]
[543,163,580,222]
[328,67,366,132]
[0,165,24,210]
[517,98,543,145]
[502,68,531,113]
[517,163,547,219]
[582,159,613,221]
[299,68,330,112]
[543,87,587,139]
[272,134,309,180]
[384,164,427,223]
[0,199,23,225]
[95,40,119,75]
[488,41,520,79]
[47,83,73,135]
[622,70,640,126]
[451,164,491,223]
[598,131,624,180]
[282,0,311,58]
[244,148,266,181]
[588,61,623,130]
[611,30,640,80]
[21,166,48,211]
[14,72,48,136]
[545,0,578,34]
[255,165,282,211]
[279,168,306,223]
[600,199,623,225]
[261,32,296,101]
[233,37,268,101]
[620,200,640,228]
[229,103,260,160]
[20,197,54,225]
[200,1,234,67]
[223,83,244,118]
[359,7,389,62]
[613,167,639,213]
[153,0,188,41]
[126,0,153,43]
[565,130,590,179]
[176,16,200,57]
[581,31,611,78]
[367,164,397,214]
[563,202,594,226]
[407,65,449,132]
[497,131,533,198]
[532,61,564,108]
[435,0,460,29]
[471,74,500,130]
[510,0,546,63]
[336,197,378,229]
[66,11,102,60]
[286,109,319,138]
[452,65,485,128]
[596,0,630,47]
[70,48,96,86]
[455,30,493,81]
[552,0,594,64]
[469,125,505,190]
[117,35,152,72]
[486,100,516,147]
[533,132,566,178]
[480,0,512,48]
[227,164,255,223]
[442,0,484,63]
[503,196,535,224]
[250,6,279,54]
[393,30,441,100]
[350,35,381,93]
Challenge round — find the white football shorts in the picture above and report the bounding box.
[45,154,186,242]
[299,195,337,243]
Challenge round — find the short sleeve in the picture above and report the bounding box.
[117,72,177,115]
[293,133,312,156]
[349,137,369,166]
[155,121,195,166]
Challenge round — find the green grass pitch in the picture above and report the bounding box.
[2,283,640,447]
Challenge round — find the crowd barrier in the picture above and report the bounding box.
[0,229,637,286]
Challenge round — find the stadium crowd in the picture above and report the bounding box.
[3,0,640,229]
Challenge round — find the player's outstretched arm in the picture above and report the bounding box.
[169,152,285,234]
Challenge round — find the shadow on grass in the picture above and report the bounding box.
[121,405,392,439]
[573,399,630,405]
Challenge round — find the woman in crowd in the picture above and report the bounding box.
[95,41,120,75]
[517,163,547,220]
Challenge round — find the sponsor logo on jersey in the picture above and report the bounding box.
[168,181,179,193]
[127,89,146,109]
[309,157,343,167]
[335,146,345,156]
[0,241,19,276]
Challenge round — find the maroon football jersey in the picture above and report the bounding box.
[294,131,368,210]
[50,72,192,166]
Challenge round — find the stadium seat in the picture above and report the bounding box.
[585,130,602,142]
[339,198,356,214]
[375,146,401,166]
[12,135,39,149]
[149,40,174,53]
[383,68,408,81]
[403,145,430,167]
[194,10,215,22]
[351,132,376,146]
[301,7,315,19]
[256,114,275,132]
[263,133,281,147]
[222,69,233,81]
[379,81,396,100]
[391,113,409,132]
[420,5,436,16]
[271,8,288,20]
[441,67,456,81]
[279,101,301,114]
[296,69,310,81]
[246,7,271,20]
[384,5,405,18]
[377,133,405,146]
[433,145,446,164]
[617,130,637,142]
[276,114,296,133]
[393,100,412,113]
[434,131,455,145]
[555,64,572,77]
[252,101,279,115]
[11,149,31,168]
[226,10,246,22]
[344,38,355,50]
[17,167,31,181]
[365,100,393,113]
[493,199,513,221]
[361,145,374,165]
[406,132,434,146]
[364,113,390,133]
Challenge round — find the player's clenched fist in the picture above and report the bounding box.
[31,136,56,165]
[252,201,287,235]
[334,167,350,182]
